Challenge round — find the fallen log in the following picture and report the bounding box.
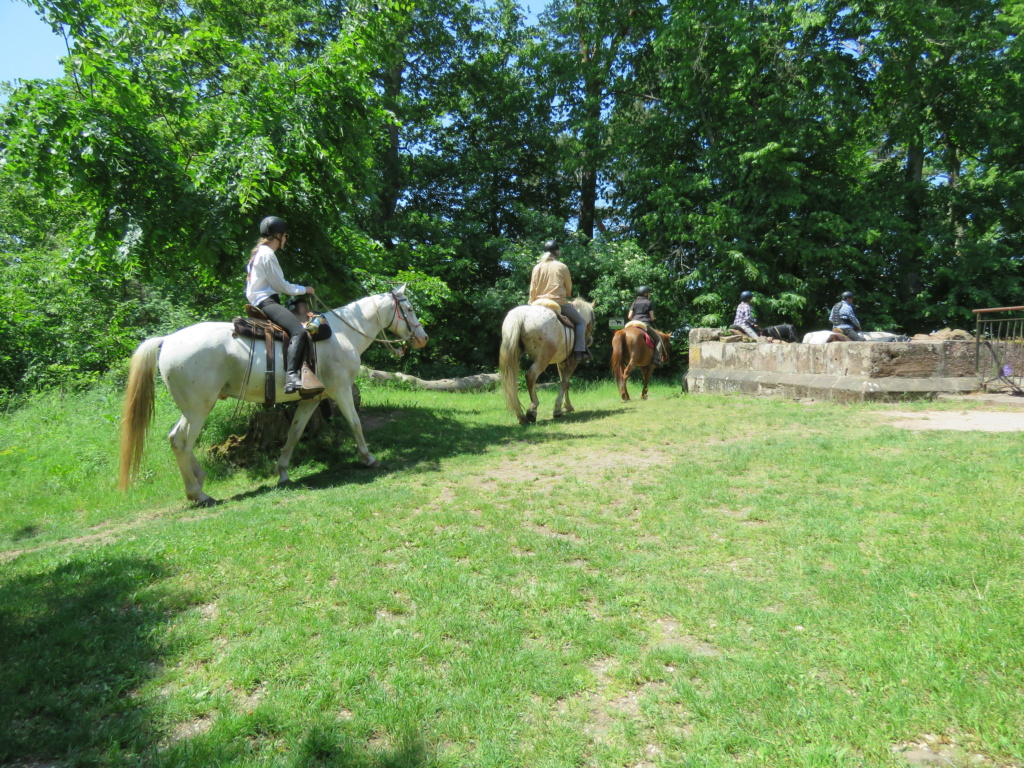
[362,368,501,391]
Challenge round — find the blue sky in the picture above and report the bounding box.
[0,0,545,90]
[0,1,67,87]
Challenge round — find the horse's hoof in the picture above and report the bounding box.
[518,416,530,425]
[196,497,218,508]
[360,459,382,469]
[526,412,537,424]
[641,394,649,400]
[277,478,291,488]
[553,411,563,419]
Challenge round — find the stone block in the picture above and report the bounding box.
[868,343,941,377]
[689,328,721,345]
[942,341,977,377]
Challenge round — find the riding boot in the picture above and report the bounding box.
[653,342,666,367]
[574,349,592,362]
[284,371,303,394]
[283,330,308,394]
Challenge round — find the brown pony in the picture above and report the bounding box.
[610,326,671,401]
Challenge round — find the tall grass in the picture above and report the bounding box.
[1,380,1022,767]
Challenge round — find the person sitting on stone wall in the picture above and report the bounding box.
[729,291,759,339]
[828,291,864,341]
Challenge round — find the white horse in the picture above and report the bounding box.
[499,299,595,424]
[118,286,428,506]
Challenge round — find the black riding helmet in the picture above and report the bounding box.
[740,290,753,301]
[842,290,855,300]
[260,216,289,237]
[637,286,652,297]
[543,239,559,252]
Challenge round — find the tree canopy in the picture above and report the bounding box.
[3,0,1024,396]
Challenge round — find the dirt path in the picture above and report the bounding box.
[880,410,1024,432]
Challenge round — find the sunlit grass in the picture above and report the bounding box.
[1,379,1022,767]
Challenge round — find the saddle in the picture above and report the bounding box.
[232,313,333,343]
[625,320,656,348]
[231,305,330,406]
[530,298,575,330]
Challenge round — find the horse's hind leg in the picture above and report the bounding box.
[554,360,577,417]
[641,366,653,400]
[524,357,549,423]
[168,409,216,507]
[276,398,321,485]
[621,360,636,401]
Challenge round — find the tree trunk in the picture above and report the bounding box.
[363,368,500,391]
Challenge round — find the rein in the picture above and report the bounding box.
[310,292,420,358]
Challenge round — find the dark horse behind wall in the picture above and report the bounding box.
[760,323,799,343]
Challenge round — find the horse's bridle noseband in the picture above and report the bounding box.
[381,291,424,357]
[314,291,422,358]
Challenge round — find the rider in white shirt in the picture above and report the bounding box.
[245,216,315,394]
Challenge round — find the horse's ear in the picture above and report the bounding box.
[393,283,407,296]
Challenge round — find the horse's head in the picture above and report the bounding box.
[573,298,596,348]
[388,284,429,349]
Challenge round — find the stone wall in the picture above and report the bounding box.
[686,330,980,402]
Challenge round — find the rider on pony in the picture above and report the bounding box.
[730,290,759,339]
[245,216,316,394]
[529,239,591,362]
[627,286,666,366]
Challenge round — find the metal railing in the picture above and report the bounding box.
[973,306,1024,394]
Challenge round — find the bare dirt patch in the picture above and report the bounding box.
[525,521,583,543]
[480,448,671,490]
[880,410,1024,432]
[717,507,770,526]
[892,733,1018,767]
[169,716,213,743]
[655,618,721,658]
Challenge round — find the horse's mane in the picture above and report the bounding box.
[570,297,595,318]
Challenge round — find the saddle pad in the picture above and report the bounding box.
[232,316,332,343]
[625,320,655,348]
[530,298,562,313]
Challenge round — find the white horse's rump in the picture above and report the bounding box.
[803,330,907,343]
[499,299,595,424]
[119,287,428,506]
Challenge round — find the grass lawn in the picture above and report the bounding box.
[1,376,1022,767]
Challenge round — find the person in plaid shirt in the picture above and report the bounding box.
[730,291,759,339]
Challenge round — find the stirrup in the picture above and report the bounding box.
[298,364,326,399]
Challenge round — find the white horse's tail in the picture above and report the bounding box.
[499,310,525,420]
[118,336,164,491]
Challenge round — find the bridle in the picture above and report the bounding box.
[312,291,422,358]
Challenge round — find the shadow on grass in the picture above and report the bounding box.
[288,728,436,768]
[10,524,40,542]
[150,720,437,768]
[0,555,193,765]
[219,404,623,497]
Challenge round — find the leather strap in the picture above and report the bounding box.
[264,327,275,407]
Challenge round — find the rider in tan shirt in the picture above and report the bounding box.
[529,239,590,361]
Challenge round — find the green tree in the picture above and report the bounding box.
[4,0,392,295]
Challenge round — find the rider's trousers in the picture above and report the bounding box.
[560,303,587,352]
[259,297,308,375]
